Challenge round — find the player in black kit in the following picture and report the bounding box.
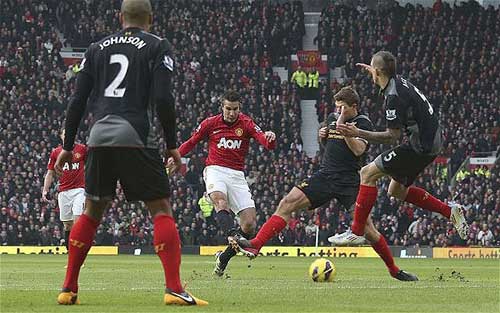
[54,0,207,306]
[229,87,417,281]
[330,51,469,249]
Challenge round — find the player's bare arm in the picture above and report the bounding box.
[337,123,400,145]
[41,169,55,202]
[356,63,376,77]
[343,136,367,156]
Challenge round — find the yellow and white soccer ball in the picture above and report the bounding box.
[309,258,336,282]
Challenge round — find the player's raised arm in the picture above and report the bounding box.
[337,95,402,145]
[178,118,211,156]
[337,123,400,145]
[248,120,276,150]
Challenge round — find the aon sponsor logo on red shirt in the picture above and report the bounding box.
[217,137,242,149]
[62,162,81,171]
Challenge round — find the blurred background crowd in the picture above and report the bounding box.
[1,0,498,248]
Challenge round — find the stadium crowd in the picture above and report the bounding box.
[1,0,499,248]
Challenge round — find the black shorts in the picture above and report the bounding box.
[375,144,437,187]
[296,171,359,210]
[85,147,170,201]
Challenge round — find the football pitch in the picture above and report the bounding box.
[0,254,498,312]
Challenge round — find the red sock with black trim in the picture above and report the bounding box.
[351,185,378,236]
[405,186,451,218]
[62,214,99,293]
[250,215,287,250]
[153,214,183,293]
[371,235,399,277]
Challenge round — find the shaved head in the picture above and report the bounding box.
[371,50,396,78]
[121,0,152,26]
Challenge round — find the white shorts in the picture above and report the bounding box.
[58,188,85,222]
[203,165,255,214]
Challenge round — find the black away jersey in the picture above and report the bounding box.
[79,27,175,148]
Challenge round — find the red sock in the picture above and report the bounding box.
[351,185,378,236]
[250,215,287,250]
[153,214,183,293]
[372,235,399,277]
[405,186,451,218]
[63,214,99,292]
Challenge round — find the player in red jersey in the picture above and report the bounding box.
[171,90,276,276]
[42,129,87,251]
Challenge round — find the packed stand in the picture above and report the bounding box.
[1,0,499,248]
[1,0,309,247]
[314,0,499,246]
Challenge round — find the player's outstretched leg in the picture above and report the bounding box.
[214,228,252,276]
[212,208,236,276]
[229,187,309,259]
[211,192,256,276]
[58,212,100,305]
[403,185,469,239]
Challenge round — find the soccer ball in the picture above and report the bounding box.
[309,258,336,282]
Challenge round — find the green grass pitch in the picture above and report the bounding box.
[1,254,499,312]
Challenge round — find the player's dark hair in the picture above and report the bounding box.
[372,50,396,77]
[334,87,360,106]
[121,0,152,25]
[221,90,240,103]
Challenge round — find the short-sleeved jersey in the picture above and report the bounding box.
[178,113,276,171]
[382,76,442,155]
[47,144,87,192]
[320,113,373,185]
[80,27,174,148]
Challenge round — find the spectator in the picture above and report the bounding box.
[291,66,307,88]
[477,224,494,246]
[307,67,319,89]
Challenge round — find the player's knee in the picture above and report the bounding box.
[387,185,406,200]
[84,200,109,220]
[214,198,228,211]
[360,164,378,185]
[359,165,373,182]
[277,195,297,214]
[240,221,256,235]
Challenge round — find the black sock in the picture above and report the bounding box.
[64,230,70,251]
[219,228,254,265]
[219,245,237,264]
[215,210,233,234]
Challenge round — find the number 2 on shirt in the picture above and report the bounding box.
[104,54,129,98]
